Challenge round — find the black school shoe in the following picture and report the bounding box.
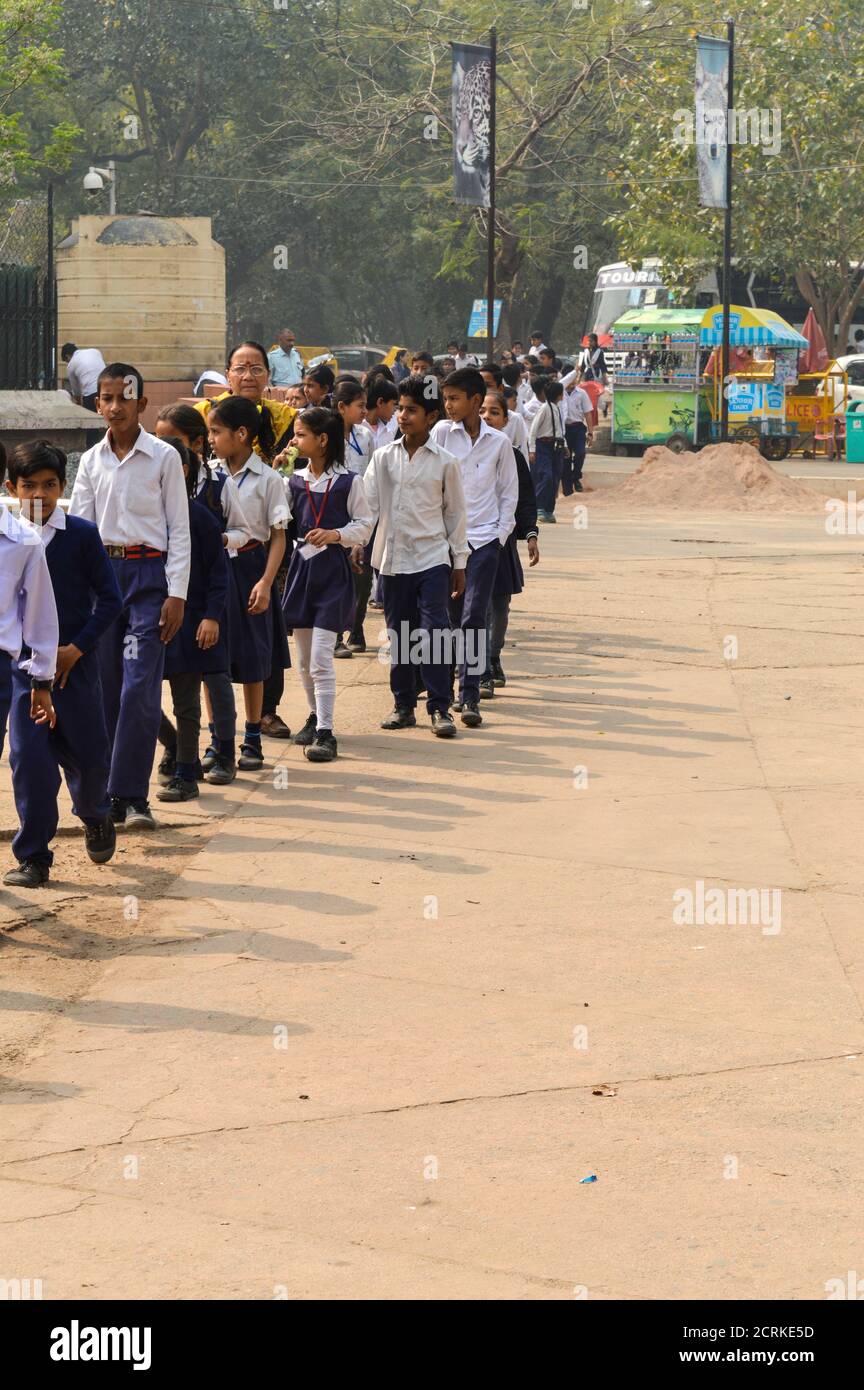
[238,742,264,771]
[126,800,157,830]
[157,776,199,803]
[431,710,457,738]
[346,632,366,653]
[4,859,50,888]
[491,659,506,687]
[293,712,317,746]
[158,749,176,784]
[460,701,483,727]
[84,816,116,865]
[479,678,495,699]
[381,707,417,730]
[333,639,353,659]
[304,729,338,762]
[204,754,236,786]
[202,745,218,774]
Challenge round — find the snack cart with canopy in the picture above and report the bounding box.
[610,307,706,455]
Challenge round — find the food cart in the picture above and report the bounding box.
[610,307,706,454]
[699,305,808,460]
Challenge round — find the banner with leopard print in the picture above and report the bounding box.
[451,42,492,208]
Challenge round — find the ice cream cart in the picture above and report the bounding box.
[610,308,707,454]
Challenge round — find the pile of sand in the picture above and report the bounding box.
[587,443,825,512]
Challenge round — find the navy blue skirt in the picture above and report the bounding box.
[228,546,272,683]
[492,533,525,598]
[281,543,354,633]
[164,603,230,676]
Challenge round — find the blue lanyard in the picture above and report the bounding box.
[348,428,363,456]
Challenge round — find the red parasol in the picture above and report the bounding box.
[799,307,829,373]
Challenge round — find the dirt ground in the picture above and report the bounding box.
[1,488,863,1300]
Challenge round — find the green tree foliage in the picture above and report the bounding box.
[0,0,78,187]
[606,0,864,353]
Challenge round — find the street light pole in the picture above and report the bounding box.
[485,27,497,354]
[720,20,734,442]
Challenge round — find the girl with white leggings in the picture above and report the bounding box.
[280,408,372,762]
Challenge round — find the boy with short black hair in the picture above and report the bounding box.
[479,361,503,391]
[432,368,518,725]
[362,375,467,738]
[365,377,399,447]
[411,351,435,376]
[0,442,58,779]
[70,363,190,830]
[5,441,122,885]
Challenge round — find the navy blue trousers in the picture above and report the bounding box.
[0,650,11,757]
[99,557,167,801]
[449,539,500,704]
[562,421,588,491]
[380,564,452,715]
[531,439,561,515]
[9,654,111,866]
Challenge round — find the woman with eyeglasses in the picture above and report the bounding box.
[194,341,297,465]
[195,341,296,738]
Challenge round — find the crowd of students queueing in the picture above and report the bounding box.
[0,338,590,889]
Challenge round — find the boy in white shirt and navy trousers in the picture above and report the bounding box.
[0,445,58,763]
[362,375,468,738]
[432,367,518,727]
[70,363,191,829]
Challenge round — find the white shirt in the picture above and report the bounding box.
[212,453,289,544]
[372,415,398,448]
[528,401,565,449]
[197,469,252,551]
[454,353,477,369]
[560,371,594,425]
[430,418,518,549]
[70,427,191,600]
[65,347,105,398]
[38,504,66,548]
[344,421,376,477]
[291,465,373,548]
[503,412,529,455]
[363,437,468,575]
[0,505,58,681]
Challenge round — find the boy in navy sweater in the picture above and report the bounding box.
[4,441,123,887]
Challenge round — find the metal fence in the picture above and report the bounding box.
[0,187,56,390]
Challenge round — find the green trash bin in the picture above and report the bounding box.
[846,402,864,463]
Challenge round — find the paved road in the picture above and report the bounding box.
[1,502,862,1299]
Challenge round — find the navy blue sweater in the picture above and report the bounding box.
[40,513,122,652]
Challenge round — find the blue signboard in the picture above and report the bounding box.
[467,298,502,339]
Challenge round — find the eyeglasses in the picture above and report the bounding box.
[230,363,268,378]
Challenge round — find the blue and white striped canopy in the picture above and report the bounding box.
[699,306,808,349]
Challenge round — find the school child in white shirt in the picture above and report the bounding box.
[69,362,191,830]
[206,396,288,771]
[332,379,377,657]
[501,387,530,454]
[154,403,250,784]
[365,377,399,447]
[0,442,58,761]
[5,441,122,885]
[281,408,372,762]
[558,371,595,494]
[362,375,468,738]
[527,377,566,523]
[431,367,518,727]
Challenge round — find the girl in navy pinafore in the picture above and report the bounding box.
[281,408,372,762]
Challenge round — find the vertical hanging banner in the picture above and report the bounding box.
[695,35,730,208]
[451,42,492,208]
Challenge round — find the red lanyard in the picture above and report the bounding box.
[305,475,333,528]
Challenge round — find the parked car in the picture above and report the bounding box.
[819,354,864,413]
